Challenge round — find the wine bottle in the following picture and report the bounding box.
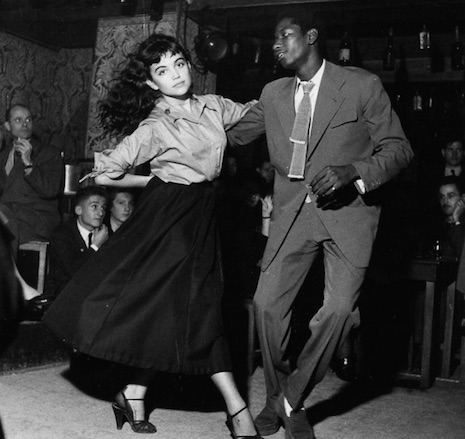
[383,27,395,71]
[451,25,464,70]
[419,24,430,50]
[339,31,351,66]
[413,90,423,111]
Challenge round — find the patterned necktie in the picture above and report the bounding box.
[88,232,93,248]
[288,81,315,179]
[4,148,15,175]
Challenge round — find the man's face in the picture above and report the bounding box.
[111,192,134,225]
[257,161,275,184]
[273,18,312,70]
[439,184,462,217]
[225,157,237,177]
[442,141,464,167]
[75,195,107,231]
[4,106,33,140]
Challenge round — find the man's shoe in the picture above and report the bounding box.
[254,405,281,436]
[330,355,358,382]
[272,394,315,439]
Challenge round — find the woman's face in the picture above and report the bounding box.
[146,52,192,99]
[111,192,134,225]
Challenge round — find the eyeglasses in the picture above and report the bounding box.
[10,117,33,125]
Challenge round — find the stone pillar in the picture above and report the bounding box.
[85,12,215,157]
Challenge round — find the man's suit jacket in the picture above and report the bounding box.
[44,220,97,298]
[229,61,413,269]
[0,136,63,243]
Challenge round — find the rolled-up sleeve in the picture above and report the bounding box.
[95,124,160,179]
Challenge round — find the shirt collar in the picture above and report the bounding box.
[76,220,94,243]
[445,165,462,176]
[153,94,216,121]
[296,59,326,90]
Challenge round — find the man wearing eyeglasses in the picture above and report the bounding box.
[0,103,63,255]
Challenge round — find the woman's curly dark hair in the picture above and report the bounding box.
[99,34,191,137]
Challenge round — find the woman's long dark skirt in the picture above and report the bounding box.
[43,176,231,374]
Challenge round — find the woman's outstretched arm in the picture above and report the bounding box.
[94,174,153,188]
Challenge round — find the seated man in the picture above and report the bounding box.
[437,176,465,260]
[0,104,63,254]
[43,186,109,300]
[442,139,465,179]
[104,188,135,236]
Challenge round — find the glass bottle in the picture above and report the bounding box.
[451,25,464,70]
[413,89,423,111]
[339,31,351,66]
[419,24,430,50]
[383,27,395,71]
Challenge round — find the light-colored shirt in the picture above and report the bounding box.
[95,94,255,185]
[445,166,462,176]
[294,59,325,134]
[76,220,94,249]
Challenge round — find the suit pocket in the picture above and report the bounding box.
[330,107,358,128]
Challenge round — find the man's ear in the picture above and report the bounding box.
[146,79,159,91]
[4,121,10,132]
[75,205,82,216]
[307,28,319,45]
[441,149,446,158]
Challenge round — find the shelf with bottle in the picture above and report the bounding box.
[364,57,465,82]
[328,24,465,83]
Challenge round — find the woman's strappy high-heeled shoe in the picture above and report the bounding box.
[226,406,263,439]
[112,390,157,434]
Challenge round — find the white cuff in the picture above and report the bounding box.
[354,178,366,194]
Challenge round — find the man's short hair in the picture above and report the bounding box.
[5,103,31,122]
[438,176,463,194]
[276,6,324,36]
[74,185,108,207]
[442,138,464,150]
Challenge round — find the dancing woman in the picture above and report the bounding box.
[43,34,260,438]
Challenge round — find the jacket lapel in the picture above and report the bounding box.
[307,62,346,159]
[272,79,296,143]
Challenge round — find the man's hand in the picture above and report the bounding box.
[13,138,33,166]
[261,195,273,218]
[453,197,465,223]
[310,164,358,200]
[92,225,109,248]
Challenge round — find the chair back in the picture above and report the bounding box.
[63,164,82,196]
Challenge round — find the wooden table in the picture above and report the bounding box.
[407,257,457,388]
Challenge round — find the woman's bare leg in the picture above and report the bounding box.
[211,371,258,437]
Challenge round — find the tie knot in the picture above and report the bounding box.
[301,81,314,95]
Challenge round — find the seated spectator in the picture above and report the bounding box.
[104,188,135,235]
[43,186,109,300]
[254,158,275,197]
[0,104,63,255]
[215,152,242,205]
[442,139,464,179]
[436,176,465,260]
